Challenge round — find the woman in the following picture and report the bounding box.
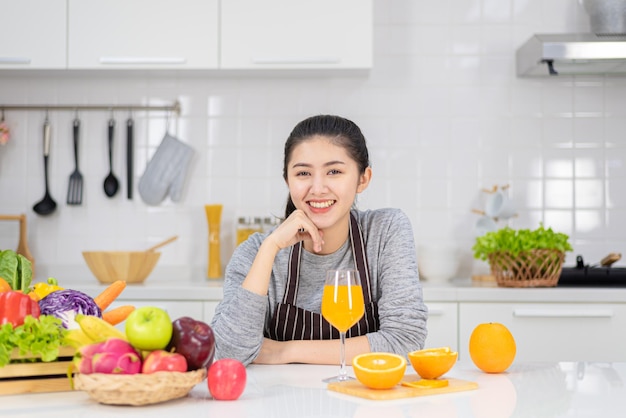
[211,115,428,365]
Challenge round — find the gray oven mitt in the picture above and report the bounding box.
[138,133,195,205]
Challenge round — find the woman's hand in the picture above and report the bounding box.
[267,209,324,253]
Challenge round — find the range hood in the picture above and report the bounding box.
[516,33,626,76]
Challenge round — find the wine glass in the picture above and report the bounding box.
[321,269,365,383]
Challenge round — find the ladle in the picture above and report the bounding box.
[33,118,57,216]
[146,235,179,252]
[103,118,120,197]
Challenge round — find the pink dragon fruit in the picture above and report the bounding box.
[74,338,142,375]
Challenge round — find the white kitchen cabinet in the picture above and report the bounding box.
[0,0,67,69]
[459,302,626,362]
[220,0,372,70]
[203,301,220,324]
[424,303,458,352]
[67,0,218,69]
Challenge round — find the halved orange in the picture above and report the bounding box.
[408,347,458,379]
[352,352,407,389]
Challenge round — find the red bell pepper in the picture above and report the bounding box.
[0,290,41,327]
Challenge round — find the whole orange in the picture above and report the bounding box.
[469,322,516,373]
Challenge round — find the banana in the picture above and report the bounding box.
[63,328,94,349]
[75,313,127,342]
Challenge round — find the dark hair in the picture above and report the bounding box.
[283,115,370,218]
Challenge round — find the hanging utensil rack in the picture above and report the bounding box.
[0,101,181,115]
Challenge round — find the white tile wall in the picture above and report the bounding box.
[1,0,626,281]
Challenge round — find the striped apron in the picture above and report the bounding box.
[265,213,379,341]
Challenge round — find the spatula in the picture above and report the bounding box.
[66,118,83,205]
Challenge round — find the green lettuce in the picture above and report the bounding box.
[0,315,67,367]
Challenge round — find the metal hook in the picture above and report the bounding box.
[1,109,4,122]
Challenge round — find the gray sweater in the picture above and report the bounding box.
[210,208,429,365]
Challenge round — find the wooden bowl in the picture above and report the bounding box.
[82,251,161,284]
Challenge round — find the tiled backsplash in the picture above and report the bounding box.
[1,0,625,280]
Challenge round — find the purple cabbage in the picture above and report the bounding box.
[39,289,102,329]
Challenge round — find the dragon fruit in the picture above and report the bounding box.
[74,338,142,375]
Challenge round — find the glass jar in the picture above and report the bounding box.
[263,216,281,233]
[236,216,263,245]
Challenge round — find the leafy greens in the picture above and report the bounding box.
[0,315,67,367]
[473,224,573,261]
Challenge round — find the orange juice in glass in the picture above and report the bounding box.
[321,269,365,382]
[321,283,365,332]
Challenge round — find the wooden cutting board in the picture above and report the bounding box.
[327,374,478,400]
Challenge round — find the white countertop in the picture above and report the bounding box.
[1,361,625,417]
[58,277,626,304]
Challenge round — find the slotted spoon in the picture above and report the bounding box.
[66,118,83,205]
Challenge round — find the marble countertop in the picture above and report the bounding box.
[1,361,624,417]
[57,276,626,304]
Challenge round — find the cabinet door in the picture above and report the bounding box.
[0,0,66,69]
[459,303,626,362]
[68,0,218,69]
[203,301,220,324]
[424,303,458,353]
[221,0,372,69]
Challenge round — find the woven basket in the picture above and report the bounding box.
[74,368,206,406]
[487,249,565,288]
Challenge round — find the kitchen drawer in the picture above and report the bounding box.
[459,303,626,362]
[424,303,458,352]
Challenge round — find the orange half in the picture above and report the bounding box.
[408,347,458,379]
[352,352,407,389]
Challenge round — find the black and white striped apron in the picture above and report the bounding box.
[265,212,379,341]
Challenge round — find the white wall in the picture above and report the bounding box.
[1,0,625,282]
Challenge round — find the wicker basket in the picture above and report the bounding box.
[487,249,565,288]
[74,368,206,406]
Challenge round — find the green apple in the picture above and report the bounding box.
[125,306,173,351]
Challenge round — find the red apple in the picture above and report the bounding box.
[142,349,188,374]
[207,358,246,400]
[167,316,215,371]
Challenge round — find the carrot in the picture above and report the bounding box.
[102,305,135,325]
[94,280,127,311]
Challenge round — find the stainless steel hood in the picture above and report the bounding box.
[516,33,626,76]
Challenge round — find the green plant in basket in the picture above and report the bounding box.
[473,224,573,260]
[473,224,573,287]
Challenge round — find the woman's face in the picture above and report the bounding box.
[285,135,371,231]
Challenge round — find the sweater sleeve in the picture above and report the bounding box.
[210,235,268,366]
[365,209,429,355]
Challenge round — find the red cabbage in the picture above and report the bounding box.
[39,289,102,329]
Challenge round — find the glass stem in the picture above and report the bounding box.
[339,331,347,380]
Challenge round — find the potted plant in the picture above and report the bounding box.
[472,225,573,287]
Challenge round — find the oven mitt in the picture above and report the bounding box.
[138,133,195,205]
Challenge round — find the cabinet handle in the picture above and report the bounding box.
[0,57,31,64]
[513,308,614,318]
[99,57,187,65]
[428,308,445,316]
[251,57,341,65]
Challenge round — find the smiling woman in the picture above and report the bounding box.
[210,115,428,367]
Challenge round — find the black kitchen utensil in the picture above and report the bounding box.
[66,117,83,205]
[33,118,57,216]
[126,117,133,199]
[103,118,119,197]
